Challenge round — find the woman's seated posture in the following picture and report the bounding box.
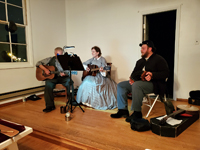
[76,46,117,110]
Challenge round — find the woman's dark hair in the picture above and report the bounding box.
[91,46,102,57]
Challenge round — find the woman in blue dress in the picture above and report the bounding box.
[76,46,117,110]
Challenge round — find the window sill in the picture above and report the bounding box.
[0,62,34,69]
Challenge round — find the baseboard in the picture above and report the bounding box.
[0,92,44,108]
[177,98,188,101]
[0,86,45,100]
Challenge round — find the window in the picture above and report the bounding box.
[0,0,33,69]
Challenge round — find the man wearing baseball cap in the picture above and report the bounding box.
[111,40,170,122]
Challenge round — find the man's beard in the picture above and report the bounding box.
[141,51,149,59]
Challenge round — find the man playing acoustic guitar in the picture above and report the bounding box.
[111,40,170,121]
[36,47,74,112]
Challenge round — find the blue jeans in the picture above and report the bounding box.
[44,76,74,108]
[117,80,153,111]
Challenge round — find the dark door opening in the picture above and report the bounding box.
[143,10,176,98]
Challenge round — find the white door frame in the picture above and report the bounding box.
[139,4,182,100]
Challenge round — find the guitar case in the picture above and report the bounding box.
[150,105,199,137]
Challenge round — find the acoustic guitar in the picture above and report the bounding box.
[36,65,77,81]
[82,64,111,80]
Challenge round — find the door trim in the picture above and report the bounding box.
[138,4,182,100]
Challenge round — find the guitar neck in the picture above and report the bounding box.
[91,68,100,72]
[159,109,185,125]
[90,66,111,72]
[50,71,61,74]
[50,70,77,75]
[168,109,185,118]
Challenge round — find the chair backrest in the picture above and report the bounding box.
[107,63,112,77]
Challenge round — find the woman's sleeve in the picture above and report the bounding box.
[83,58,93,66]
[100,57,108,77]
[101,57,107,67]
[83,58,93,70]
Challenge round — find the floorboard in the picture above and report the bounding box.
[0,96,200,150]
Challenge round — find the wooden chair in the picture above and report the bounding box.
[107,63,112,77]
[53,84,67,97]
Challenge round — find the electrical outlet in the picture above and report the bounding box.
[195,41,199,45]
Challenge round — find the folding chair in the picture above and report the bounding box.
[144,93,168,118]
[144,78,168,118]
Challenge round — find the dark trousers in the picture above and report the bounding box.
[117,80,154,111]
[44,76,74,108]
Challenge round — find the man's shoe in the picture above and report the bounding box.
[125,111,142,122]
[43,106,56,113]
[110,109,129,118]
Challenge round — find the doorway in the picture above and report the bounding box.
[143,10,177,98]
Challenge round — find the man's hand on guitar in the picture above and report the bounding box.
[39,65,50,75]
[145,72,152,81]
[86,67,90,72]
[129,77,134,85]
[44,69,50,75]
[99,67,104,72]
[60,72,66,77]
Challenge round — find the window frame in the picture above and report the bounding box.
[0,0,33,69]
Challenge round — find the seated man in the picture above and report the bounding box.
[110,40,169,122]
[36,47,74,112]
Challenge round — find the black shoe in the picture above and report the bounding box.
[125,111,142,122]
[43,106,56,113]
[110,109,129,118]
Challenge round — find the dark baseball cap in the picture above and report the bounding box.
[139,40,156,52]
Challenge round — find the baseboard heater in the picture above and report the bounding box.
[0,86,45,101]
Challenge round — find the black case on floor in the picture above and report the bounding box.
[150,113,199,137]
[188,98,200,105]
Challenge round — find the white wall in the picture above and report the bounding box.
[65,0,200,99]
[1,0,199,100]
[0,0,67,94]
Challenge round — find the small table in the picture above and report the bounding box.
[0,126,33,150]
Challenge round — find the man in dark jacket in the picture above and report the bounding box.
[110,40,169,122]
[36,47,74,112]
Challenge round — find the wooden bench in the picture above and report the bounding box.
[0,125,33,150]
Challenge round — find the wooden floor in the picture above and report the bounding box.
[0,96,200,150]
[17,129,98,150]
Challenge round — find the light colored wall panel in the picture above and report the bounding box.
[65,0,200,99]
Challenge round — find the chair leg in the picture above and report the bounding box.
[164,94,167,101]
[148,96,152,106]
[146,95,159,118]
